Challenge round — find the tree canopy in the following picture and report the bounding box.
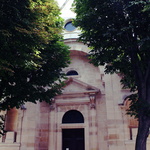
[0,0,70,110]
[73,0,150,150]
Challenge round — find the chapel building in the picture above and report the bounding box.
[0,0,150,150]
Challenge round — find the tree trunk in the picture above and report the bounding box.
[135,115,150,150]
[133,61,150,150]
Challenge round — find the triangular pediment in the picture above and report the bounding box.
[54,77,100,105]
[62,77,100,94]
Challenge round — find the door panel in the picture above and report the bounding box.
[62,129,85,150]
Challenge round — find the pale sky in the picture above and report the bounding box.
[56,0,76,20]
[56,0,66,7]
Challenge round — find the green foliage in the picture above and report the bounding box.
[127,94,150,119]
[73,0,150,90]
[126,94,139,117]
[0,0,70,110]
[73,1,150,148]
[73,0,150,120]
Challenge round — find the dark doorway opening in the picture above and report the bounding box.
[62,110,84,124]
[62,128,85,150]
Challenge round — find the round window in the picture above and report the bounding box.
[64,21,76,31]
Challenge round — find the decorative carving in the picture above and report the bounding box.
[50,98,55,111]
[89,93,96,109]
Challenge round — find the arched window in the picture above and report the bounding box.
[62,110,84,124]
[64,21,76,31]
[121,98,138,140]
[5,108,18,131]
[66,70,78,76]
[124,99,138,128]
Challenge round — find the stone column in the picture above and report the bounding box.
[16,109,26,143]
[89,94,98,150]
[49,99,57,150]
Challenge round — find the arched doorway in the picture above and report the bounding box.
[62,110,85,150]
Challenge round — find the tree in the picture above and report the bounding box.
[73,0,150,150]
[0,0,70,110]
[0,115,5,137]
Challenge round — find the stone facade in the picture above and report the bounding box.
[1,38,150,150]
[0,1,150,150]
